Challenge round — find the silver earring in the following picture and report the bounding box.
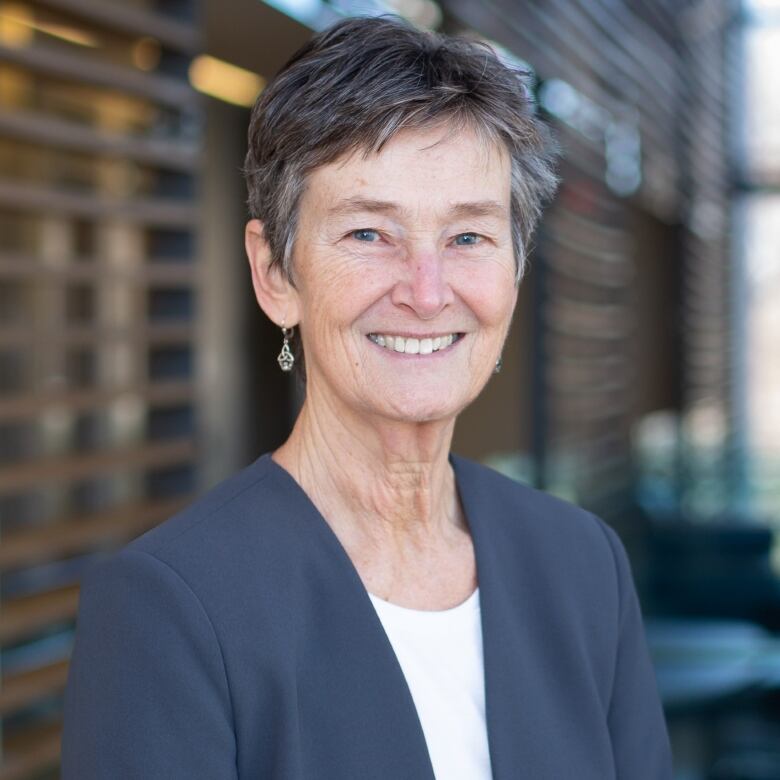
[277,322,294,372]
[494,356,503,374]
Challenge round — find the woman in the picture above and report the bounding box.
[62,16,673,779]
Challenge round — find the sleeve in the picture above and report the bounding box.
[61,548,238,779]
[601,522,674,779]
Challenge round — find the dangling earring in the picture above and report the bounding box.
[494,356,503,374]
[277,321,295,372]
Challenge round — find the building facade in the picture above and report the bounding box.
[0,0,739,776]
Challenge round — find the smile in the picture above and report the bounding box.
[367,333,462,355]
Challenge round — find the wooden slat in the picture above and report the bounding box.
[0,437,196,495]
[552,394,630,422]
[547,232,628,266]
[552,377,630,396]
[0,379,193,422]
[0,719,62,780]
[0,660,69,717]
[0,107,199,171]
[0,251,195,285]
[545,298,632,339]
[0,585,80,646]
[0,41,196,109]
[547,210,627,250]
[447,0,676,157]
[548,359,630,388]
[592,0,680,73]
[632,0,679,40]
[546,244,634,287]
[0,178,196,226]
[0,494,192,571]
[545,330,627,360]
[35,0,200,53]
[0,322,193,349]
[541,0,677,107]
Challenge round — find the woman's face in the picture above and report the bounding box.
[287,124,518,425]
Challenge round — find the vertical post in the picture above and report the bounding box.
[531,238,548,490]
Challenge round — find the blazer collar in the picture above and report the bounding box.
[263,453,533,779]
[451,454,548,779]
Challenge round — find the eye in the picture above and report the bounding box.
[350,228,381,242]
[453,232,482,246]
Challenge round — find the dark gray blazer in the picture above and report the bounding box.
[62,453,673,779]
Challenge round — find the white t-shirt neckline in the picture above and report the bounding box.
[368,586,492,780]
[367,586,480,616]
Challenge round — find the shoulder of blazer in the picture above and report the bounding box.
[84,455,316,601]
[452,455,633,711]
[89,453,625,631]
[451,453,617,554]
[116,452,618,579]
[127,453,283,554]
[451,453,628,637]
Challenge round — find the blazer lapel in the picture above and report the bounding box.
[265,457,437,780]
[271,453,560,779]
[452,455,556,779]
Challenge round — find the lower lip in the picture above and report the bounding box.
[366,335,464,359]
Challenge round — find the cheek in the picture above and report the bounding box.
[461,273,517,327]
[296,257,392,333]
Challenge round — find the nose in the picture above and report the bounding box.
[390,247,453,320]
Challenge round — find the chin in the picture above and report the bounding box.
[368,386,468,425]
[386,407,454,425]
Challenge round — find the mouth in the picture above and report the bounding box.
[366,332,463,355]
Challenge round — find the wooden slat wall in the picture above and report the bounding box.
[542,165,638,514]
[0,1,201,777]
[444,0,735,518]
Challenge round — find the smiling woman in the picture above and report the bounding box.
[247,124,517,424]
[61,15,673,780]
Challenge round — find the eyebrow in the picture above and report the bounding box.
[325,197,508,221]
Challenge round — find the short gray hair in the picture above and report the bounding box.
[244,15,559,284]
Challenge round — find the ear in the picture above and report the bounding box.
[245,219,301,327]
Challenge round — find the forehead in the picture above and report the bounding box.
[300,125,511,221]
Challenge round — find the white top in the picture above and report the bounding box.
[368,587,493,780]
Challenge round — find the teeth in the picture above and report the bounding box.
[368,333,458,355]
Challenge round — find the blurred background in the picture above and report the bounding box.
[0,0,778,777]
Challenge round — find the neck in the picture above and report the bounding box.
[273,388,463,552]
